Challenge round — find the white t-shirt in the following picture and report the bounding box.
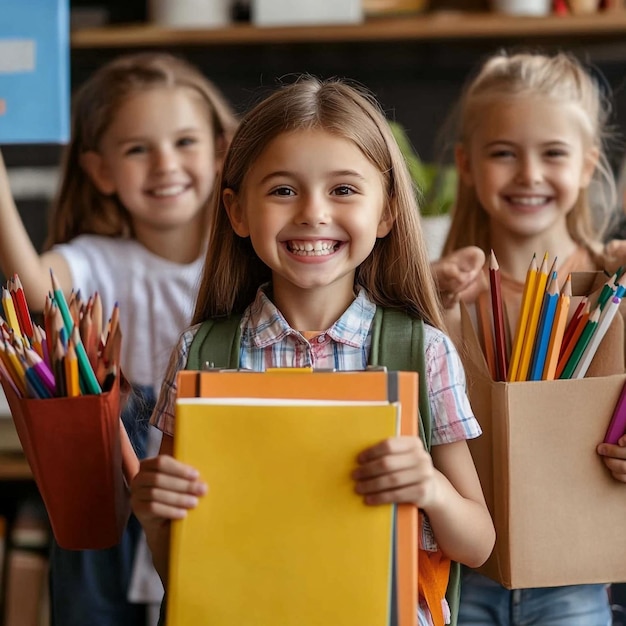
[53,234,204,392]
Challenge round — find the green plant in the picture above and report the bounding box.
[389,121,457,217]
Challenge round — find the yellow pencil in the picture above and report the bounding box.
[508,254,538,381]
[517,252,550,381]
[1,287,22,341]
[542,274,572,380]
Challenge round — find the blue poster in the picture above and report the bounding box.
[0,0,69,144]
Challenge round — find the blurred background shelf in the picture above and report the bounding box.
[70,11,626,48]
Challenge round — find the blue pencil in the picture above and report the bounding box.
[529,272,559,381]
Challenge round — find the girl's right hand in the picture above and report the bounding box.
[130,454,207,533]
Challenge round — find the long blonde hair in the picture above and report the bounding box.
[443,51,616,256]
[45,52,238,247]
[193,76,443,330]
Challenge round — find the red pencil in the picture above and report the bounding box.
[489,250,507,381]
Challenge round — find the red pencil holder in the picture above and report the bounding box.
[1,376,134,550]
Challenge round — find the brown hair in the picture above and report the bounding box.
[443,51,616,257]
[45,52,238,247]
[192,76,444,330]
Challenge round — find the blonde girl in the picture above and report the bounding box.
[0,52,237,626]
[131,76,495,626]
[443,51,626,626]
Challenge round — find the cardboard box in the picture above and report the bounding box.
[460,272,626,588]
[0,0,69,144]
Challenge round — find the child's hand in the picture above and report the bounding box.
[130,454,207,533]
[603,239,626,275]
[597,437,626,483]
[431,246,488,309]
[352,436,437,507]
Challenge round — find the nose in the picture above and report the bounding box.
[515,155,542,186]
[153,145,179,175]
[295,192,330,227]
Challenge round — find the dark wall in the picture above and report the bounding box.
[5,31,626,257]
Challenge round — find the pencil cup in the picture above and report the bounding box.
[1,376,135,550]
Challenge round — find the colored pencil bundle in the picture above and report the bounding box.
[477,251,624,382]
[0,271,121,399]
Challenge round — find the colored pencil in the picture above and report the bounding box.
[1,287,22,342]
[476,291,496,379]
[518,252,550,381]
[542,274,571,380]
[529,272,559,381]
[572,295,622,379]
[559,296,588,359]
[489,251,507,381]
[555,300,591,378]
[559,306,600,379]
[508,254,538,382]
[10,274,34,338]
[64,338,80,397]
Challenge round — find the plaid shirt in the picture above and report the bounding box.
[151,287,479,626]
[152,287,479,445]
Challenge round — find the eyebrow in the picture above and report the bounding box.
[114,127,202,147]
[483,140,571,149]
[258,169,367,185]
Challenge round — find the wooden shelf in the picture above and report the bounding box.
[71,11,626,49]
[0,453,31,481]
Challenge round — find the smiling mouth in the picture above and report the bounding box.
[286,240,342,256]
[506,195,551,207]
[149,184,189,198]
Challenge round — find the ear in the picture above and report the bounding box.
[80,151,116,195]
[223,188,250,237]
[580,145,600,189]
[455,143,474,187]
[376,208,394,238]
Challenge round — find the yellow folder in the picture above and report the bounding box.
[176,368,419,626]
[168,398,398,626]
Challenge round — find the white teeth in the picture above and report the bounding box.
[152,185,186,197]
[288,240,337,256]
[509,196,547,206]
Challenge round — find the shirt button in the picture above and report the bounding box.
[317,335,325,343]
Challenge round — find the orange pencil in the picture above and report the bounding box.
[518,252,550,381]
[64,338,80,397]
[555,299,591,379]
[543,274,571,380]
[508,254,538,381]
[489,250,507,381]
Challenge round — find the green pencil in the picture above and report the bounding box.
[559,307,600,379]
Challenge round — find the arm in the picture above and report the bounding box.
[130,434,207,588]
[352,437,494,567]
[0,149,72,309]
[431,246,487,309]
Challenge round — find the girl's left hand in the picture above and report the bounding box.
[597,437,626,483]
[352,436,437,507]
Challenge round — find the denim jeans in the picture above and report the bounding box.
[458,570,612,626]
[49,385,155,626]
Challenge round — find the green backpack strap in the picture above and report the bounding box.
[368,306,460,626]
[186,316,242,371]
[368,307,430,450]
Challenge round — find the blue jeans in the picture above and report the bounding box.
[458,570,612,626]
[50,385,156,626]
